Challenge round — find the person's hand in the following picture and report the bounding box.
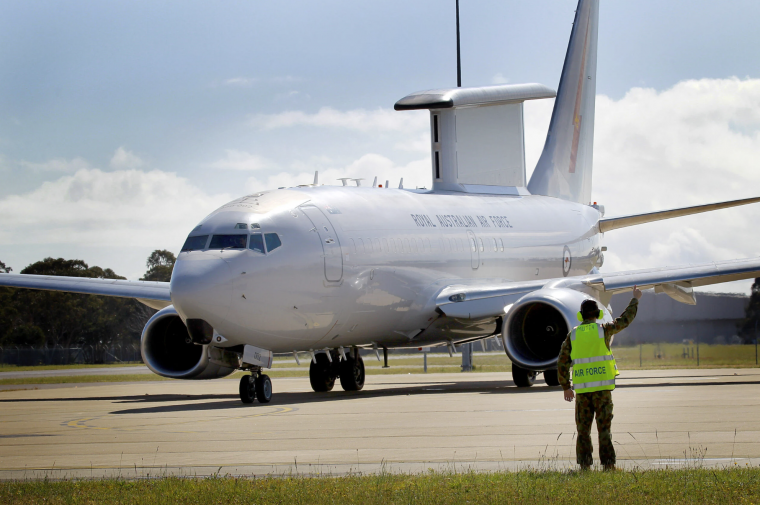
[563,388,575,402]
[633,285,642,300]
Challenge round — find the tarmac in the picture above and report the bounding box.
[1,368,759,479]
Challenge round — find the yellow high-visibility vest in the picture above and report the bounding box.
[570,322,618,393]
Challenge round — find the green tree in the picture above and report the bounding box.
[739,277,760,343]
[0,260,16,344]
[141,249,176,282]
[4,258,141,348]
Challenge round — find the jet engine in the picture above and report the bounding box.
[503,288,607,371]
[140,306,236,379]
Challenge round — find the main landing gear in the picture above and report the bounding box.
[511,364,561,387]
[239,368,272,404]
[309,347,365,393]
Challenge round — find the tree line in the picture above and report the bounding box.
[0,250,175,348]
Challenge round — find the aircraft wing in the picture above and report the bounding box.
[436,257,760,318]
[0,273,171,310]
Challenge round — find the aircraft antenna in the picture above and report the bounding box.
[372,176,378,188]
[456,0,461,87]
[399,178,404,189]
[313,171,319,186]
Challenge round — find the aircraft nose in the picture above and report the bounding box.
[171,256,232,322]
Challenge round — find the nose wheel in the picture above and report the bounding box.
[239,370,273,404]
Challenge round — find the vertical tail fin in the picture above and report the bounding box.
[527,0,599,203]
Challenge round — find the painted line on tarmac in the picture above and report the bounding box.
[63,406,297,433]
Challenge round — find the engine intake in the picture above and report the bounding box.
[503,288,605,371]
[141,306,236,379]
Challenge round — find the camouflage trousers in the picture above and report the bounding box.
[575,390,615,467]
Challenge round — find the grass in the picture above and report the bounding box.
[2,468,760,504]
[1,345,757,386]
[0,363,144,372]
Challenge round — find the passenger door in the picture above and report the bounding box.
[300,205,343,282]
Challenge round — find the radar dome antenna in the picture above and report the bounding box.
[456,0,462,87]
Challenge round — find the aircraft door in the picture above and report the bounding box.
[300,205,343,282]
[467,230,479,269]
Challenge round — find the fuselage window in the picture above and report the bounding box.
[411,239,418,253]
[349,238,357,254]
[209,234,247,250]
[425,238,432,251]
[251,223,261,229]
[264,233,282,252]
[382,238,389,252]
[366,238,373,253]
[404,238,411,253]
[499,238,504,252]
[373,238,381,252]
[492,238,498,252]
[470,238,477,253]
[234,223,248,229]
[249,233,265,253]
[478,238,484,253]
[181,235,208,252]
[358,238,365,253]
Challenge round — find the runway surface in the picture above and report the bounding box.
[1,369,759,479]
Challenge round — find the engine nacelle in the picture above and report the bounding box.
[140,305,236,379]
[503,288,611,371]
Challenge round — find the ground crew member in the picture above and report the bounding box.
[557,285,642,470]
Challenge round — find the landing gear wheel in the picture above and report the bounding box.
[309,353,336,392]
[339,354,365,391]
[239,375,256,403]
[255,374,273,403]
[543,369,560,387]
[512,363,537,388]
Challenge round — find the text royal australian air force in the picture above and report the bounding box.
[410,214,514,229]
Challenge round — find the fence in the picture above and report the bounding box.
[612,341,759,368]
[0,345,142,367]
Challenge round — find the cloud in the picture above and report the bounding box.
[109,147,144,170]
[208,149,273,171]
[224,77,259,86]
[583,77,760,293]
[245,153,431,193]
[0,167,230,256]
[491,72,510,84]
[19,157,90,172]
[250,106,428,134]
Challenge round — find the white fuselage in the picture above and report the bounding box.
[170,186,602,353]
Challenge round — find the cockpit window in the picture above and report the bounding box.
[181,235,209,252]
[251,223,261,229]
[209,234,247,250]
[249,233,265,253]
[265,233,282,252]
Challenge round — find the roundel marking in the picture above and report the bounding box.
[562,246,572,277]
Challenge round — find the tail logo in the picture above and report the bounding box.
[569,11,592,174]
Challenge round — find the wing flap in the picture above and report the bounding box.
[0,273,172,308]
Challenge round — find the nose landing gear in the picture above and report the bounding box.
[239,368,273,404]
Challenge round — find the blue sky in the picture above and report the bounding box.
[1,0,760,293]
